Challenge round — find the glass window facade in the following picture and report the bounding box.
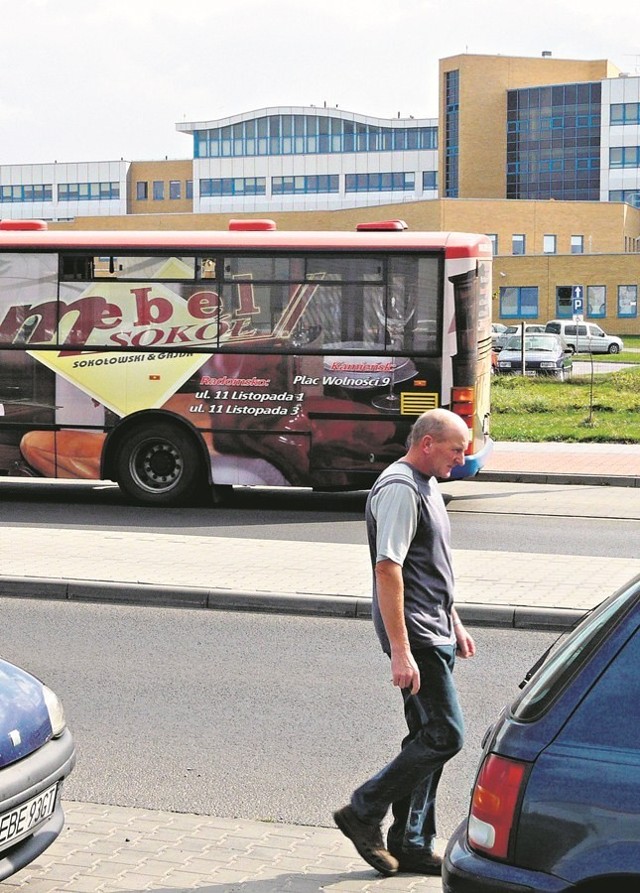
[610,146,640,168]
[610,102,640,124]
[0,184,53,202]
[609,189,640,208]
[499,286,539,318]
[422,170,438,190]
[272,175,339,194]
[194,114,437,158]
[556,285,577,318]
[345,172,415,193]
[200,177,266,197]
[169,180,181,200]
[571,235,584,254]
[444,70,459,197]
[136,181,148,201]
[58,182,119,201]
[512,234,526,255]
[587,285,606,317]
[618,285,637,317]
[506,82,601,200]
[153,181,164,201]
[543,234,557,254]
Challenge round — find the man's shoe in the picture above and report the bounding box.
[388,847,443,875]
[333,805,399,876]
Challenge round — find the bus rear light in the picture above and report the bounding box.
[452,386,474,403]
[228,219,276,231]
[452,386,475,452]
[356,219,408,231]
[468,754,528,860]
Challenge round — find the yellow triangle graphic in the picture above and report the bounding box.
[27,349,210,417]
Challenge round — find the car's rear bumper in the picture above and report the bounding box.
[443,822,570,893]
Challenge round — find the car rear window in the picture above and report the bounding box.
[511,579,640,721]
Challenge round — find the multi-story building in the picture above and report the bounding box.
[176,106,438,213]
[1,52,639,331]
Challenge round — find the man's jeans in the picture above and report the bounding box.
[351,644,464,854]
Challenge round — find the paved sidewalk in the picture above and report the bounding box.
[3,515,640,630]
[482,439,640,486]
[4,802,445,892]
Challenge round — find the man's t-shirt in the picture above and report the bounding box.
[365,460,456,654]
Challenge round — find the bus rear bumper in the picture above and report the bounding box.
[449,437,494,480]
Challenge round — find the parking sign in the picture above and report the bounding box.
[572,285,584,322]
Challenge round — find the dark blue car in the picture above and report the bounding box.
[0,658,75,880]
[444,574,640,892]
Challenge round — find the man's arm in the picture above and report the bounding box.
[375,559,421,694]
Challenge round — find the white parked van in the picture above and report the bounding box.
[544,320,623,354]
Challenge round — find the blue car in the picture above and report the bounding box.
[0,658,75,880]
[444,574,640,893]
[496,333,573,380]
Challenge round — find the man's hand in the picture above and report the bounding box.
[455,623,476,659]
[390,648,421,694]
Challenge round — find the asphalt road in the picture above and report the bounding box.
[0,596,557,839]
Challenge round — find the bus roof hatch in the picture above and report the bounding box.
[228,219,277,231]
[356,219,409,232]
[0,219,48,231]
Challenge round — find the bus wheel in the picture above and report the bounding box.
[115,422,205,506]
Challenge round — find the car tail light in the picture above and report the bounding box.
[467,754,528,859]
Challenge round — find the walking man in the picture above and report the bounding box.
[334,408,476,876]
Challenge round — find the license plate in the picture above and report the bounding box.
[0,783,58,848]
[524,370,536,376]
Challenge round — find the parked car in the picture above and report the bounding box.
[496,332,572,380]
[545,319,624,354]
[491,323,508,348]
[0,657,75,881]
[444,573,640,893]
[493,323,546,352]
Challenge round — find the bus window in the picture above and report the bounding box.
[0,253,58,345]
[61,254,197,281]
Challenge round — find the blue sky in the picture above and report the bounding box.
[2,0,639,165]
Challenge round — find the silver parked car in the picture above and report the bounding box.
[493,323,546,352]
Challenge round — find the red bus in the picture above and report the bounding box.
[0,219,493,506]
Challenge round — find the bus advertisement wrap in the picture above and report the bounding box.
[0,227,492,504]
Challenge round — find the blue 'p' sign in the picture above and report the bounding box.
[572,285,583,314]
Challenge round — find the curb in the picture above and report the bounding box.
[0,576,587,631]
[479,470,640,488]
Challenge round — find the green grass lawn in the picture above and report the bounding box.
[491,363,640,443]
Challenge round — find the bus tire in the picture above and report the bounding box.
[114,421,205,506]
